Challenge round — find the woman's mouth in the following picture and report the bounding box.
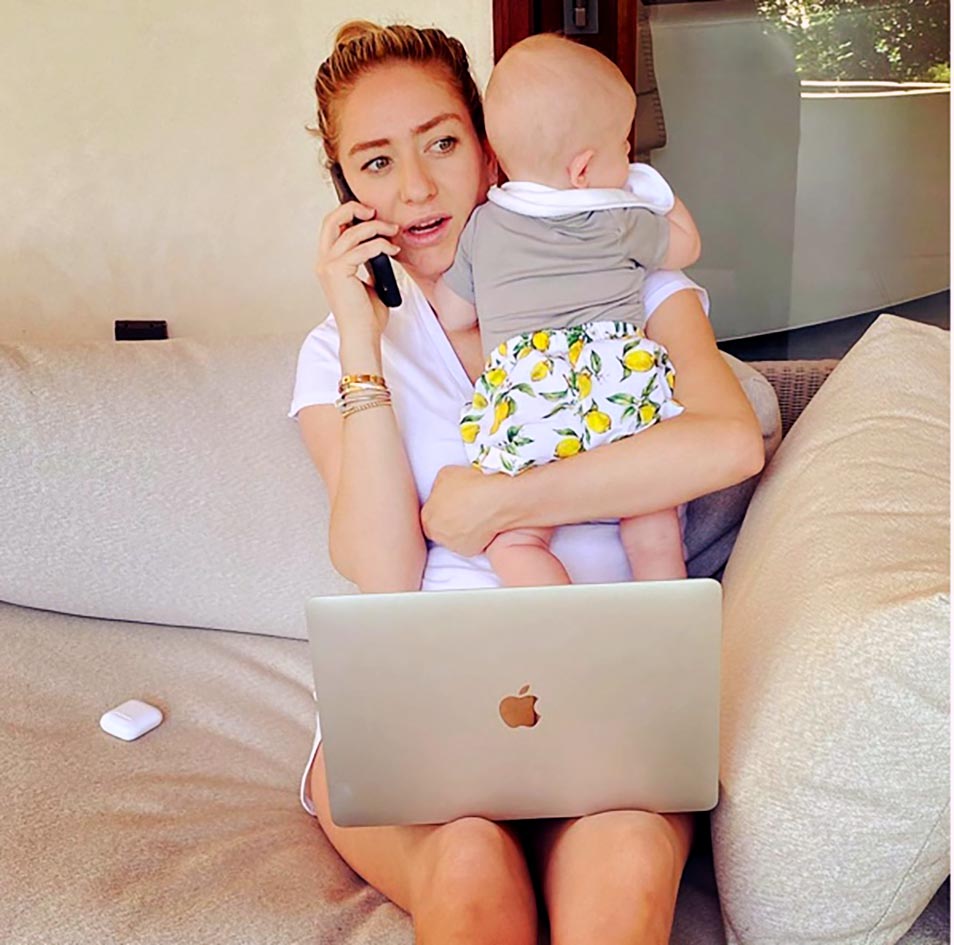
[401,215,451,247]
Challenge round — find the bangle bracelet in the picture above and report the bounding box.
[335,388,392,412]
[339,373,386,393]
[341,399,392,419]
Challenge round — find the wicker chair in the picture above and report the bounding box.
[750,358,841,436]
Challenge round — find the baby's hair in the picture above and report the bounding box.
[306,20,485,169]
[485,33,634,181]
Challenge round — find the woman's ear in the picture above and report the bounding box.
[568,149,595,189]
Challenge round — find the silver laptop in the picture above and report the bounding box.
[306,579,722,827]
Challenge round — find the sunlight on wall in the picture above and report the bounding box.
[0,2,493,341]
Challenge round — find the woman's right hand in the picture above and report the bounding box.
[315,201,401,339]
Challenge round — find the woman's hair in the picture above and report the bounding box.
[308,20,486,169]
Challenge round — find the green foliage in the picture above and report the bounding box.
[757,0,950,81]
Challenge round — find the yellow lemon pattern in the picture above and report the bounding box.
[531,331,551,352]
[459,320,682,476]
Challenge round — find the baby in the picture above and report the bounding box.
[435,33,702,588]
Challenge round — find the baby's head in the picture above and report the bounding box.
[484,34,635,190]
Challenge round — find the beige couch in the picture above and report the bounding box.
[1,315,948,944]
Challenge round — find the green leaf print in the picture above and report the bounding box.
[540,389,569,402]
[640,376,658,399]
[511,436,534,447]
[506,425,522,442]
[590,351,602,375]
[510,383,535,397]
[554,427,578,437]
[501,455,514,473]
[621,405,636,421]
[606,393,638,406]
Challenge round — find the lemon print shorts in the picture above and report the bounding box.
[460,321,685,476]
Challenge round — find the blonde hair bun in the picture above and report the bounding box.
[333,20,384,48]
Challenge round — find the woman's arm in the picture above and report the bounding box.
[298,331,427,593]
[298,203,427,592]
[421,288,765,556]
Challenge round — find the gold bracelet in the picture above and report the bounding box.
[341,399,392,419]
[339,373,386,393]
[335,388,391,412]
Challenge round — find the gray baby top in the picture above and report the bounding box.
[442,200,670,360]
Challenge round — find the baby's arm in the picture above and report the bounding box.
[434,277,478,332]
[438,209,479,331]
[660,196,702,270]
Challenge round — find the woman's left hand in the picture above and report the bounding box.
[421,465,506,556]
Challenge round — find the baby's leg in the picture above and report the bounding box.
[620,509,687,582]
[485,526,571,587]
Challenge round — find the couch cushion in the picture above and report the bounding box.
[0,600,948,944]
[715,314,950,944]
[0,333,354,640]
[0,333,778,640]
[0,601,410,944]
[0,600,724,945]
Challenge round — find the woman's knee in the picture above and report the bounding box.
[415,817,528,894]
[587,810,691,887]
[410,817,537,932]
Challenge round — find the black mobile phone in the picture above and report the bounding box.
[330,163,402,308]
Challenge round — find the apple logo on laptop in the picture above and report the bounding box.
[499,684,540,728]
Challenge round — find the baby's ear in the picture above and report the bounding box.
[568,149,595,189]
[483,141,500,186]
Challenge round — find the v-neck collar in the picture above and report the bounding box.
[408,280,475,396]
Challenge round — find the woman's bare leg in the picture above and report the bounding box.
[309,746,538,945]
[524,810,693,945]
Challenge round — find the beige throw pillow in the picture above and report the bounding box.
[715,314,950,945]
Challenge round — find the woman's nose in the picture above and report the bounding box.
[399,159,437,204]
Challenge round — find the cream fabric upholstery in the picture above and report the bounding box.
[0,333,354,639]
[0,322,948,943]
[0,333,775,639]
[1,600,947,945]
[715,314,950,944]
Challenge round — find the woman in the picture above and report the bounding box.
[290,20,765,945]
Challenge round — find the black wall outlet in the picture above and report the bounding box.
[115,320,168,341]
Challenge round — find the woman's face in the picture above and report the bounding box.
[335,61,495,283]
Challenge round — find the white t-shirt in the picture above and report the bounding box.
[289,269,708,588]
[290,268,709,815]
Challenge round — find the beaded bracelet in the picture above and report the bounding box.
[340,399,392,419]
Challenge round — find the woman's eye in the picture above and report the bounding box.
[433,136,458,154]
[362,156,390,173]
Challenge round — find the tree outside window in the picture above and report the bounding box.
[757,0,950,81]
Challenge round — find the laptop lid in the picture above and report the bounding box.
[306,578,721,827]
